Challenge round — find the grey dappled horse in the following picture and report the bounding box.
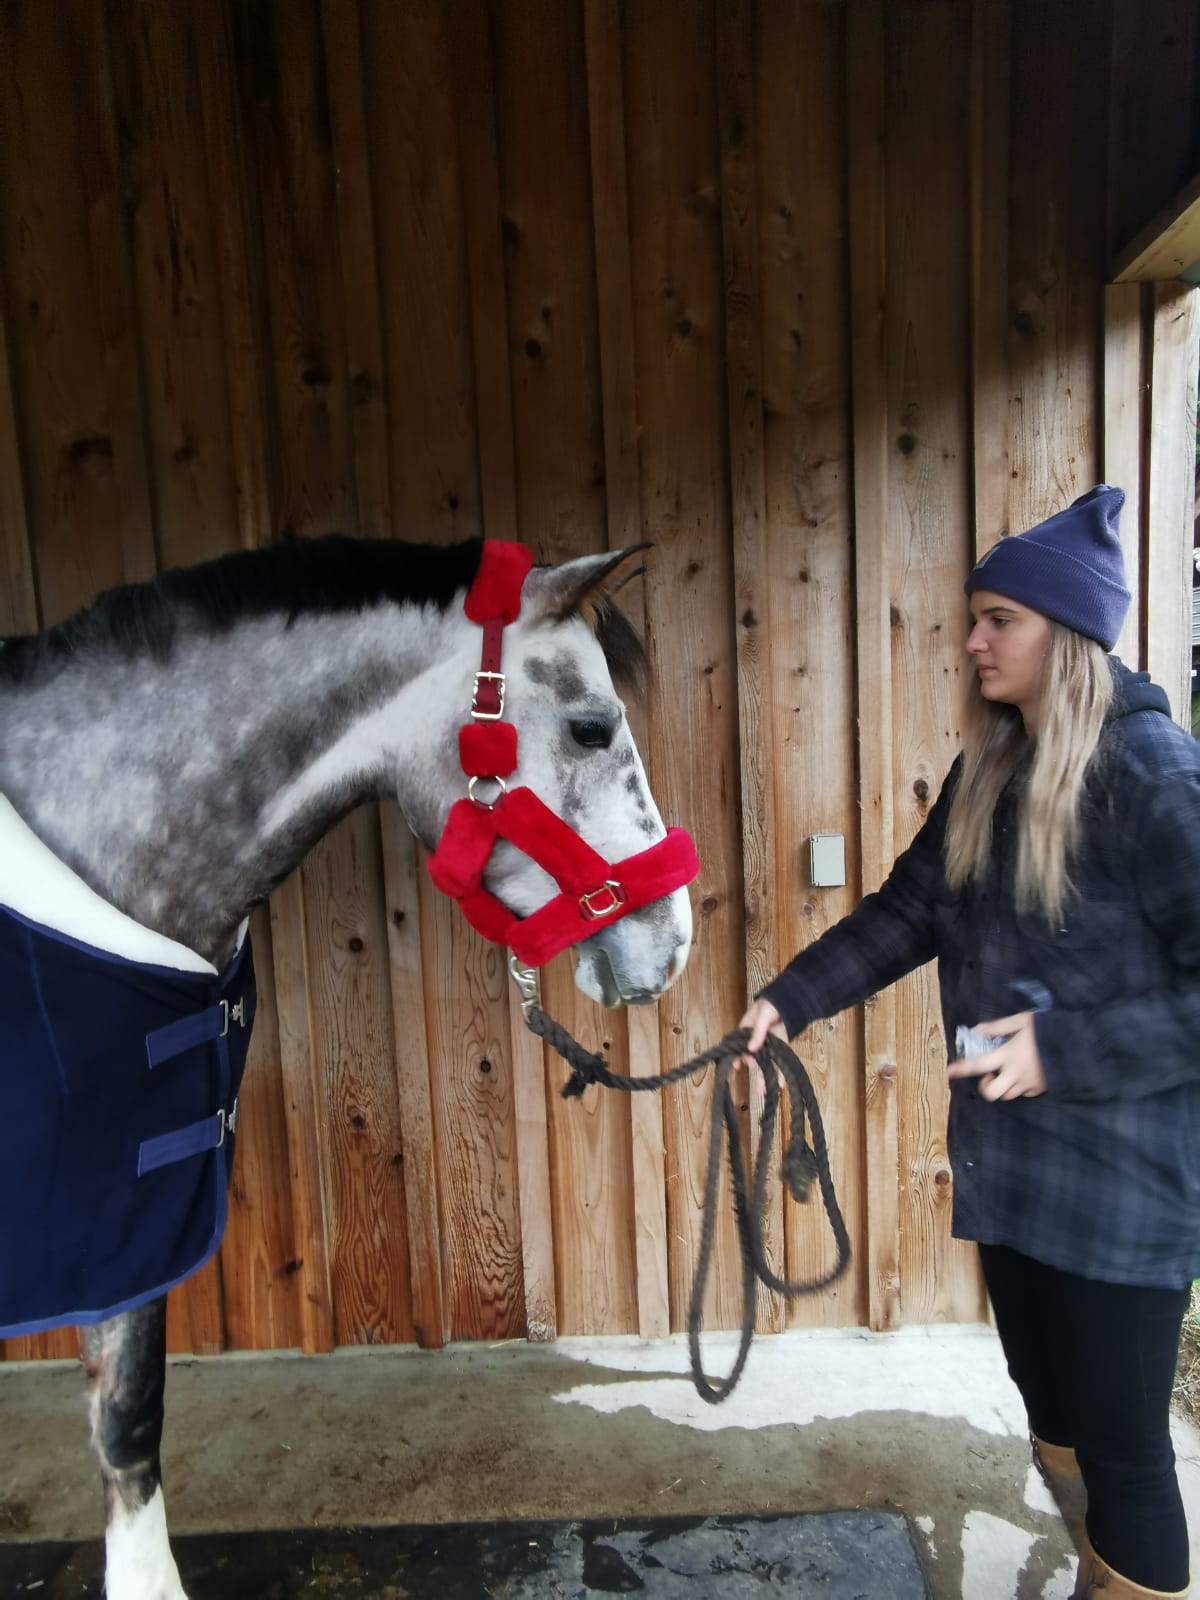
[0,535,692,1600]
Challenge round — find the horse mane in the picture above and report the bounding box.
[581,596,648,698]
[0,534,649,692]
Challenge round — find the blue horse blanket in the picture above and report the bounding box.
[0,803,255,1337]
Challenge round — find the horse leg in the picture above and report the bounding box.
[80,1297,187,1600]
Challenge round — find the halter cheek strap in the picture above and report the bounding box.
[426,541,699,968]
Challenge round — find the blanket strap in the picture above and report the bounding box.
[137,1101,239,1176]
[138,984,255,1175]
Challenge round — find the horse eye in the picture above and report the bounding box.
[569,717,614,750]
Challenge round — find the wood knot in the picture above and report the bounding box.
[349,936,364,953]
[66,433,113,468]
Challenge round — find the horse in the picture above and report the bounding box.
[0,533,697,1600]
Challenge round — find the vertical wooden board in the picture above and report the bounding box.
[969,0,1012,555]
[1146,283,1200,726]
[163,1275,193,1355]
[490,0,638,1338]
[1103,282,1147,668]
[884,0,985,1326]
[624,0,746,1334]
[109,1,241,572]
[0,0,146,623]
[419,882,525,1340]
[755,0,864,1329]
[716,0,788,1339]
[270,872,335,1354]
[182,1255,225,1356]
[0,303,38,634]
[361,0,481,539]
[454,0,520,548]
[1007,0,1108,536]
[219,907,304,1351]
[361,0,524,1342]
[379,805,446,1349]
[321,0,391,543]
[845,0,901,1333]
[194,0,277,551]
[301,808,414,1344]
[230,0,354,541]
[584,0,670,1340]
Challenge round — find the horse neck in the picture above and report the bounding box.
[0,601,469,966]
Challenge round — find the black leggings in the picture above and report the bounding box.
[979,1244,1190,1590]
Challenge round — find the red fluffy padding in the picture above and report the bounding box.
[442,823,700,968]
[458,721,518,777]
[465,541,533,625]
[491,788,611,894]
[426,800,499,899]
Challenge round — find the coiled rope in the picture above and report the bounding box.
[520,1001,851,1404]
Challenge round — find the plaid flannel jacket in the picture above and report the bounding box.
[762,663,1200,1288]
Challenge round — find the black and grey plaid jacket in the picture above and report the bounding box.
[761,663,1200,1288]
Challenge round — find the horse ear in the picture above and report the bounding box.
[524,543,652,623]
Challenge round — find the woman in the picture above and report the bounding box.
[740,486,1198,1599]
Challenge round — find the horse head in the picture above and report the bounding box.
[406,545,694,1007]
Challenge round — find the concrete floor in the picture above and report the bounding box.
[2,1325,1200,1599]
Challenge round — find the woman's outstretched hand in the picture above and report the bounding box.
[735,998,789,1095]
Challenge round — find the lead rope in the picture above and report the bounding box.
[508,958,851,1404]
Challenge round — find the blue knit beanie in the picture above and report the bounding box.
[964,485,1130,651]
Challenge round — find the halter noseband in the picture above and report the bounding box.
[426,541,699,968]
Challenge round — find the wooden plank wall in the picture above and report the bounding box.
[0,0,1190,1360]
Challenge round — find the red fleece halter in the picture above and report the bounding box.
[426,541,699,968]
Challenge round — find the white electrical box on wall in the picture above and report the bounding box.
[809,832,846,888]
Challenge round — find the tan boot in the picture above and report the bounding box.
[1074,1529,1190,1597]
[1032,1433,1088,1554]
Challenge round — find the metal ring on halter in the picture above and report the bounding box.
[467,774,507,810]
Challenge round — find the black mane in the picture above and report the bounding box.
[0,534,649,691]
[0,536,485,684]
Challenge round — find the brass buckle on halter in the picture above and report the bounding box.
[471,670,506,720]
[579,880,627,920]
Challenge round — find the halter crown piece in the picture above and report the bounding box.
[426,541,700,967]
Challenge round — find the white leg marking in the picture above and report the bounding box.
[104,1485,188,1600]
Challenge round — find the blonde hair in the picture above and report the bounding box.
[943,623,1113,926]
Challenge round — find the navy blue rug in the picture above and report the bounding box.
[0,1509,930,1597]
